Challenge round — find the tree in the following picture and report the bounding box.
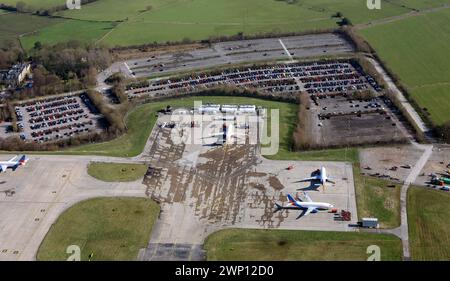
[438,121,450,142]
[34,41,42,50]
[15,1,27,12]
[339,17,352,26]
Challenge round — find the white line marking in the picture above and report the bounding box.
[124,62,135,78]
[278,39,293,61]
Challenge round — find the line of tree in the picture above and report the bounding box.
[85,90,129,134]
[31,41,111,82]
[437,122,450,143]
[292,92,313,150]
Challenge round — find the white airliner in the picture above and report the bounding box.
[275,192,335,218]
[0,155,29,172]
[297,166,335,187]
[203,124,246,145]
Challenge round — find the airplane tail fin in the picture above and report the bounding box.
[19,155,28,166]
[287,194,297,204]
[274,203,283,212]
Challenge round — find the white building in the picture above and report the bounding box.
[0,63,31,87]
[238,105,256,114]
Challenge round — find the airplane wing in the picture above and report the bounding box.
[294,176,319,183]
[296,209,307,219]
[304,207,317,216]
[8,155,18,162]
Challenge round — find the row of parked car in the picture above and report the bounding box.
[127,61,378,99]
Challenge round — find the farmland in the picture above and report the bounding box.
[408,187,450,260]
[0,0,417,49]
[359,7,450,125]
[0,13,62,48]
[0,0,62,9]
[20,19,116,50]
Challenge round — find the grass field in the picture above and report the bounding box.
[4,0,449,50]
[0,0,62,9]
[87,162,148,182]
[204,229,402,261]
[408,187,450,260]
[20,19,116,50]
[353,164,400,228]
[51,0,411,47]
[0,13,62,48]
[37,197,159,261]
[360,7,450,125]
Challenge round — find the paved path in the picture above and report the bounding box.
[398,143,433,259]
[364,143,433,260]
[355,3,450,30]
[366,56,429,134]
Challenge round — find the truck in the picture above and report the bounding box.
[361,218,379,228]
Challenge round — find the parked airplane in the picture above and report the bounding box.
[203,124,246,145]
[275,192,335,218]
[0,155,29,172]
[295,166,335,187]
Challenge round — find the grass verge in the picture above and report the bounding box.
[87,162,148,182]
[408,186,450,260]
[37,197,159,261]
[353,164,401,228]
[204,228,402,261]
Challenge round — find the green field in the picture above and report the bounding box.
[353,164,400,228]
[360,7,450,125]
[205,229,402,261]
[0,13,62,48]
[87,162,148,182]
[67,0,411,47]
[0,0,62,9]
[408,187,450,260]
[37,197,159,261]
[20,19,116,50]
[4,0,450,50]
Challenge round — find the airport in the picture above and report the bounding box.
[0,24,449,262]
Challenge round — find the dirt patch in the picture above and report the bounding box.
[111,43,205,62]
[247,172,267,177]
[249,182,266,192]
[268,176,285,190]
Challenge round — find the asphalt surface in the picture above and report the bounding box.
[0,155,147,261]
[102,33,354,80]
